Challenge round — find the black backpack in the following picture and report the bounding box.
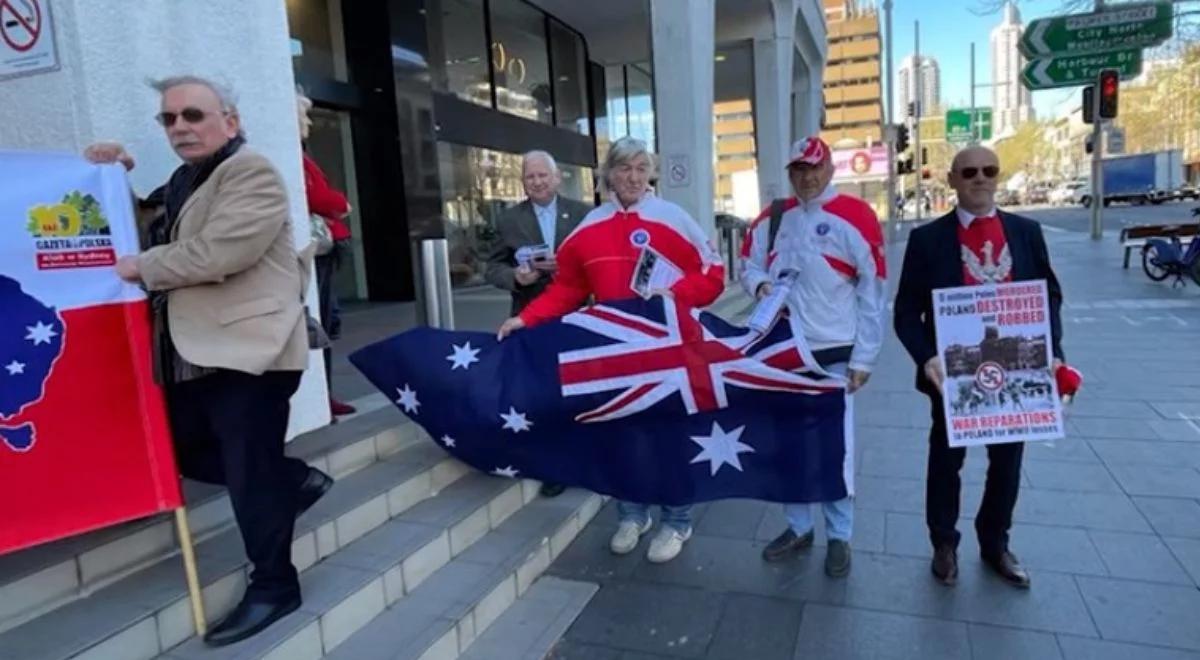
[767,198,787,252]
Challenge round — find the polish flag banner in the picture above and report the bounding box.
[0,151,182,555]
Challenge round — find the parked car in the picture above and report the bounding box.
[1049,181,1086,206]
[996,189,1021,206]
[1022,186,1050,205]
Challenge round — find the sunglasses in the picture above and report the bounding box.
[155,108,224,127]
[957,165,1000,179]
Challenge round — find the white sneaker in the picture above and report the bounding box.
[610,519,653,555]
[647,526,693,563]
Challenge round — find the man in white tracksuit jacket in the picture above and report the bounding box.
[739,136,886,577]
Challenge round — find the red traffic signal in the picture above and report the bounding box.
[1098,69,1119,119]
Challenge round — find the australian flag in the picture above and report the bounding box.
[350,297,850,505]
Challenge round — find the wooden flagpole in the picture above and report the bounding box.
[173,508,207,635]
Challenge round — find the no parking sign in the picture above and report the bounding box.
[1,0,59,80]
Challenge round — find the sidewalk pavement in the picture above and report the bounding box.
[543,230,1200,660]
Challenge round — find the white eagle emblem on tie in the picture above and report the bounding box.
[962,240,1013,283]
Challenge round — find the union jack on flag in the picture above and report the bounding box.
[351,296,851,506]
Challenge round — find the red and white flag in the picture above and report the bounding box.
[0,151,181,555]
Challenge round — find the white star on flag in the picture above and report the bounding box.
[440,435,457,448]
[689,422,754,476]
[395,384,420,414]
[4,361,25,376]
[500,407,532,433]
[25,321,57,346]
[492,465,520,478]
[445,342,481,370]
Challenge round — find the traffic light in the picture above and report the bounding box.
[1098,69,1119,119]
[897,125,910,153]
[906,102,915,119]
[1085,135,1094,154]
[1082,85,1095,124]
[920,147,928,165]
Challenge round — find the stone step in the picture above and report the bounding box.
[0,408,418,635]
[0,438,485,660]
[320,490,603,660]
[457,576,597,660]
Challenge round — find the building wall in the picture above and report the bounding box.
[899,55,941,117]
[821,0,883,148]
[714,99,756,213]
[991,3,1033,136]
[1,0,328,436]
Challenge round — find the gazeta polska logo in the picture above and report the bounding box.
[26,192,116,270]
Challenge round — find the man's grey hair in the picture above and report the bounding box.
[600,136,656,191]
[148,75,239,113]
[522,150,558,175]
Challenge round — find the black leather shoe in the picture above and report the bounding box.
[932,546,958,586]
[203,596,301,647]
[761,528,814,562]
[297,468,334,517]
[983,551,1031,589]
[539,482,567,498]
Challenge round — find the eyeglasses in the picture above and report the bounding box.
[958,165,1000,179]
[155,108,222,127]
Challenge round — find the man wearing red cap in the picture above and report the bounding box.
[741,136,886,578]
[894,145,1066,589]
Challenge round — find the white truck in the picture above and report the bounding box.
[1074,149,1186,207]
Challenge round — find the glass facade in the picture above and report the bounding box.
[489,0,553,123]
[286,0,348,81]
[438,142,594,288]
[600,63,657,159]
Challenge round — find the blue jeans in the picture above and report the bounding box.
[784,498,854,542]
[617,501,693,533]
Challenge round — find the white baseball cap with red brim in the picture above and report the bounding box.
[787,136,831,168]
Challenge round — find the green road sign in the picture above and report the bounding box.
[945,108,992,143]
[1021,48,1142,90]
[1019,2,1172,58]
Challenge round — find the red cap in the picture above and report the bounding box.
[787,136,830,167]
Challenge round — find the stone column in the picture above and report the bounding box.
[0,0,330,435]
[650,0,717,238]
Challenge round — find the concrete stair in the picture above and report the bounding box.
[0,405,601,660]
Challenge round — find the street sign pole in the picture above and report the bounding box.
[970,42,976,141]
[884,0,898,242]
[914,20,922,222]
[1090,0,1105,241]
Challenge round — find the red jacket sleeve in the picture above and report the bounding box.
[303,154,349,220]
[670,261,725,308]
[518,239,591,326]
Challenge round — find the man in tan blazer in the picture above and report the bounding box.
[484,150,590,498]
[85,75,331,647]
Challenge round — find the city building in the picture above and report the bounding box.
[821,0,885,149]
[898,54,941,117]
[990,1,1034,136]
[714,98,757,215]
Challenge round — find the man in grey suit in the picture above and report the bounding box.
[485,150,591,496]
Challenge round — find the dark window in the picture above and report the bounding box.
[286,0,346,82]
[489,0,553,124]
[428,0,492,108]
[549,20,589,135]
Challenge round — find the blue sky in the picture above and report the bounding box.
[885,0,1084,122]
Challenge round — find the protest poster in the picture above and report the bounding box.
[933,280,1065,448]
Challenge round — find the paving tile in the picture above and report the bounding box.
[1013,488,1152,533]
[1163,536,1200,587]
[1070,417,1163,440]
[1149,420,1200,442]
[1057,636,1200,660]
[792,604,970,660]
[629,534,848,606]
[1090,440,1200,469]
[1108,464,1200,498]
[1022,461,1123,494]
[854,475,925,514]
[1132,497,1200,539]
[460,577,597,660]
[967,624,1062,660]
[1076,576,1200,650]
[1088,531,1193,584]
[1069,399,1163,420]
[844,552,1096,636]
[1022,437,1101,464]
[545,640,622,659]
[563,582,723,658]
[705,594,801,660]
[884,512,1108,576]
[546,523,647,587]
[692,499,769,539]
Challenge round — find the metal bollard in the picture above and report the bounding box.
[417,238,455,329]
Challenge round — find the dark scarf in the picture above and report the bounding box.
[146,134,245,249]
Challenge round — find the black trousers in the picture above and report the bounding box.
[315,250,337,393]
[167,369,309,603]
[926,396,1024,559]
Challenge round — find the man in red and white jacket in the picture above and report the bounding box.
[498,136,724,564]
[740,136,886,578]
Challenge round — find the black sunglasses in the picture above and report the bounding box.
[155,108,223,127]
[958,165,1000,179]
